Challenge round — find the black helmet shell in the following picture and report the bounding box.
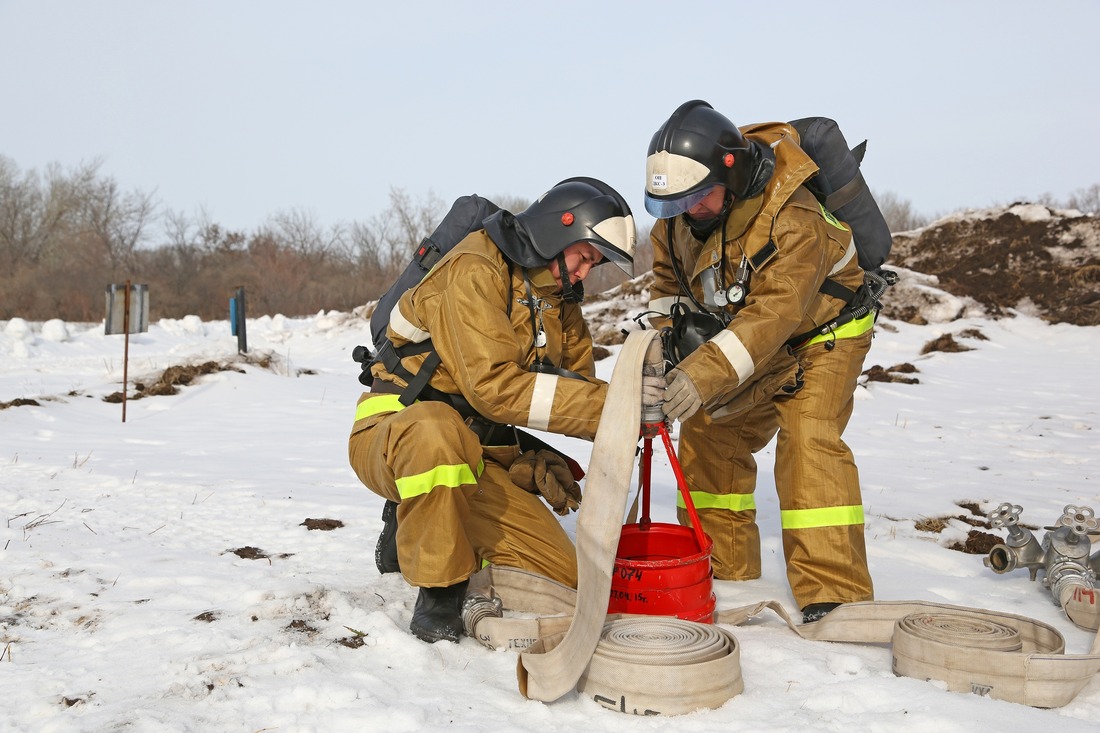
[645,100,767,218]
[514,177,636,276]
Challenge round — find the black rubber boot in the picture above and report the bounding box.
[374,500,401,575]
[801,602,841,624]
[409,580,469,643]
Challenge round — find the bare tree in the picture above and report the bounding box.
[346,187,448,301]
[873,190,931,233]
[0,157,99,273]
[269,207,345,266]
[74,176,156,275]
[1066,184,1100,215]
[488,193,531,214]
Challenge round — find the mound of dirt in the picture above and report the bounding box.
[577,202,1100,339]
[886,203,1100,326]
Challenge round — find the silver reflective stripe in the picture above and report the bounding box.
[649,295,692,314]
[528,373,557,431]
[389,302,430,343]
[711,329,754,385]
[828,240,857,276]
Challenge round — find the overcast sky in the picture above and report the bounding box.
[2,0,1098,235]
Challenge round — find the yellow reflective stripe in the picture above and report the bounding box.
[802,310,875,348]
[781,504,865,530]
[395,459,485,500]
[677,491,756,512]
[818,202,849,231]
[354,394,406,421]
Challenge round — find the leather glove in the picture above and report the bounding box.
[509,449,582,516]
[642,374,667,407]
[641,335,667,409]
[662,368,703,422]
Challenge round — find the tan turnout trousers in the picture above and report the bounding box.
[349,397,578,589]
[676,329,874,608]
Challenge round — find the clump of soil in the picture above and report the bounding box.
[0,397,41,410]
[863,363,920,384]
[103,360,244,402]
[337,635,367,649]
[228,546,269,560]
[949,530,1002,555]
[301,518,344,531]
[286,619,318,635]
[920,334,972,355]
[914,500,1002,554]
[225,546,294,561]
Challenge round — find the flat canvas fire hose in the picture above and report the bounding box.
[495,330,1100,712]
[516,329,663,702]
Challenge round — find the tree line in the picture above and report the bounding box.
[1,157,454,321]
[3,154,1095,322]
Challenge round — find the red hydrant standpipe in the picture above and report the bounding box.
[609,411,716,624]
[638,420,709,554]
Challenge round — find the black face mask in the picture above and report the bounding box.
[683,190,733,241]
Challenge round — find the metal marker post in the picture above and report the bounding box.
[105,282,149,424]
[235,286,247,354]
[122,280,131,422]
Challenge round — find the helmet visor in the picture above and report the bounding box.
[644,187,714,219]
[591,213,636,277]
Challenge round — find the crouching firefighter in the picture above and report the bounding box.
[348,178,636,643]
[644,101,889,624]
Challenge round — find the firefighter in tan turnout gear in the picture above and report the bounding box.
[644,101,876,623]
[349,178,638,643]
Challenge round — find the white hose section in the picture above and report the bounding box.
[484,329,1100,712]
[517,330,658,702]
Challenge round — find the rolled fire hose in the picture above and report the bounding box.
[492,330,1100,712]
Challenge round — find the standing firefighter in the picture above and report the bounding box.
[349,178,637,643]
[644,100,877,623]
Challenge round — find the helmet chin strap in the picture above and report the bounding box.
[557,253,585,303]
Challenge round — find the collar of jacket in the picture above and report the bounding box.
[525,264,564,299]
[689,195,764,280]
[736,122,820,270]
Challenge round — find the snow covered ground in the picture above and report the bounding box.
[1,304,1098,732]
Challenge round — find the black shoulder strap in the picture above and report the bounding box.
[376,260,518,408]
[818,277,858,305]
[399,351,440,406]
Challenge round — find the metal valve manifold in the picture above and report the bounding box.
[983,503,1100,629]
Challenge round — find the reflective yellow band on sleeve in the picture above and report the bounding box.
[801,310,876,349]
[818,202,849,231]
[354,394,407,422]
[781,504,865,530]
[395,459,485,500]
[677,491,756,512]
